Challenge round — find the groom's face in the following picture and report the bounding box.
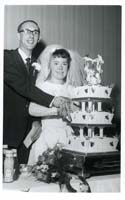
[18,22,40,52]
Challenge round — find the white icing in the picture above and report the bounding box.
[63,136,118,153]
[73,85,112,99]
[71,111,114,124]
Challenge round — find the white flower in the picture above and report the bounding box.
[32,62,41,72]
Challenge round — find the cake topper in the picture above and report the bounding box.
[83,54,104,85]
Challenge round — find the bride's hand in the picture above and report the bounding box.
[57,102,72,121]
[52,96,73,121]
[52,96,71,108]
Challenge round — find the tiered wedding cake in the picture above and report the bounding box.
[64,55,118,153]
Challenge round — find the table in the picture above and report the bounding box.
[3,173,120,193]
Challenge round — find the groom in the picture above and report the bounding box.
[4,20,71,164]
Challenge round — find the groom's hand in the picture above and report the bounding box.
[52,97,72,121]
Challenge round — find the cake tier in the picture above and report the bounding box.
[73,85,112,99]
[71,111,114,125]
[64,136,118,153]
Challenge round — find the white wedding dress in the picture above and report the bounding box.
[28,81,74,165]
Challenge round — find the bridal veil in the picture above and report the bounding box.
[36,44,86,87]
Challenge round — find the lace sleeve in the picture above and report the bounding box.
[29,102,58,117]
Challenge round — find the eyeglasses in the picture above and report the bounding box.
[19,29,40,36]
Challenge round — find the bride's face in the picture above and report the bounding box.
[49,56,69,83]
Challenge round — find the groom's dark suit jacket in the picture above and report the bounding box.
[3,49,53,148]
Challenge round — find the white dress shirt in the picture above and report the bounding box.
[18,48,31,64]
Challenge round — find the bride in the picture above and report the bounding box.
[27,44,86,165]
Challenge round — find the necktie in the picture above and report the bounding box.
[25,58,31,72]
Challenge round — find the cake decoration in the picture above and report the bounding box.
[64,54,118,153]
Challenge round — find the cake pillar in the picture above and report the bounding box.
[99,128,104,138]
[93,103,95,111]
[82,102,86,112]
[98,102,102,111]
[80,128,83,138]
[88,128,92,138]
[91,128,94,137]
[88,101,92,112]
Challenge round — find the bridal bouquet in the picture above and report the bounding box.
[32,143,68,185]
[31,143,91,192]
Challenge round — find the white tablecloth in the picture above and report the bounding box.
[3,173,120,193]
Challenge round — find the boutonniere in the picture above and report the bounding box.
[31,62,41,75]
